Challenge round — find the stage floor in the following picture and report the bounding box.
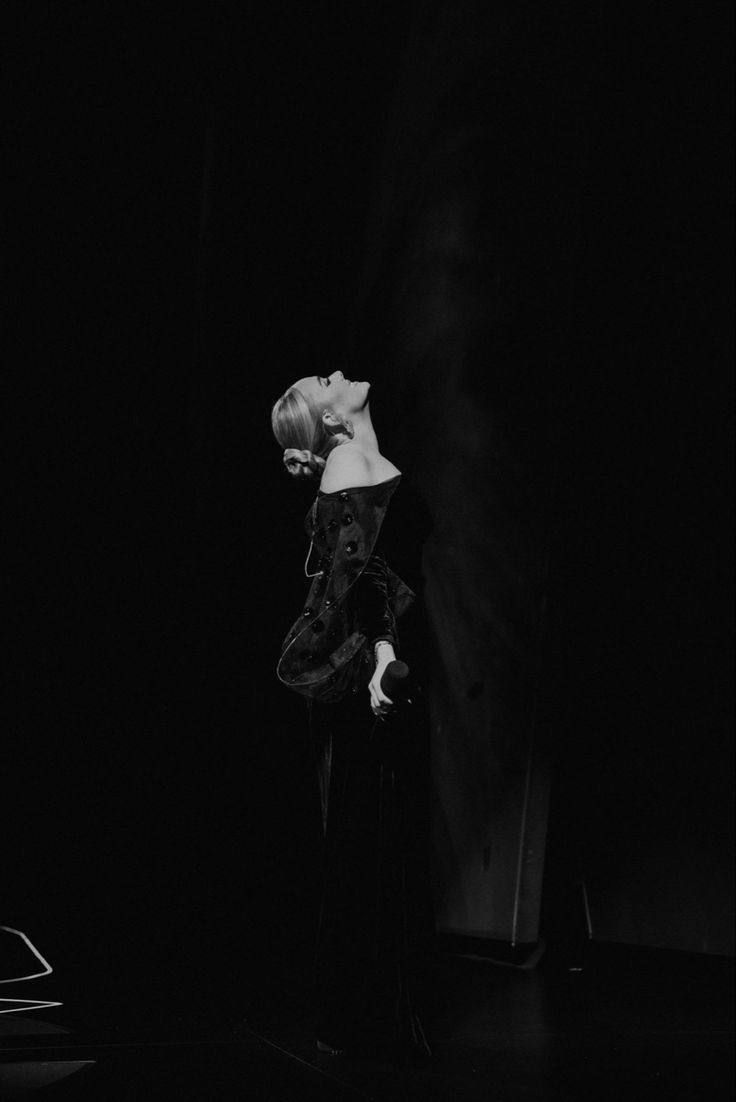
[1,943,732,1100]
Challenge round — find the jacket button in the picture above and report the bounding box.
[345,542,357,554]
[339,492,350,503]
[303,606,313,618]
[341,513,353,526]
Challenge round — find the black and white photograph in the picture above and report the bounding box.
[3,2,733,1098]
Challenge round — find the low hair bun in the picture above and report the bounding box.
[283,448,326,480]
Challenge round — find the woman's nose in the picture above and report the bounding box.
[331,371,344,382]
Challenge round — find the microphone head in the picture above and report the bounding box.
[379,660,411,700]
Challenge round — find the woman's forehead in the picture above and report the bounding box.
[294,376,320,395]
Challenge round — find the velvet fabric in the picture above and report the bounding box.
[277,475,415,703]
[309,693,430,1054]
[280,475,433,1054]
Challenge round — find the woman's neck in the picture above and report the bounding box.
[322,404,400,490]
[350,407,380,455]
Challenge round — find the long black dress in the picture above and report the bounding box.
[278,475,433,1054]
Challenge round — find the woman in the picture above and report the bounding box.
[271,369,431,1058]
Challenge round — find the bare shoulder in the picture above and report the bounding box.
[320,444,402,493]
[320,445,372,493]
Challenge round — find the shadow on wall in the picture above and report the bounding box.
[350,0,734,954]
[350,2,585,943]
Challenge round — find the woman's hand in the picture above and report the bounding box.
[369,641,396,719]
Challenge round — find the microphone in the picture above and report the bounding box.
[379,660,412,702]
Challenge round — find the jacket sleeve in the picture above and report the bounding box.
[351,550,398,651]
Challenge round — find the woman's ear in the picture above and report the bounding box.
[322,408,354,441]
[322,408,341,433]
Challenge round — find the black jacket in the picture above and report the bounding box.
[277,475,414,703]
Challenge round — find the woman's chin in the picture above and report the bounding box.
[351,380,370,406]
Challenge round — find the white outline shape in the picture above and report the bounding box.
[0,998,63,1015]
[0,926,54,984]
[0,926,62,1015]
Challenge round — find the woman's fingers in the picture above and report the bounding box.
[370,683,391,704]
[370,689,393,717]
[369,670,395,718]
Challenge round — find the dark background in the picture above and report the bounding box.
[4,0,733,1029]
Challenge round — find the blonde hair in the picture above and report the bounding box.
[271,385,339,479]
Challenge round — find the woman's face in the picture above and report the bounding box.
[295,371,370,418]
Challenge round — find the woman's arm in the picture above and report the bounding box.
[357,554,398,649]
[369,640,397,715]
[353,552,398,714]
